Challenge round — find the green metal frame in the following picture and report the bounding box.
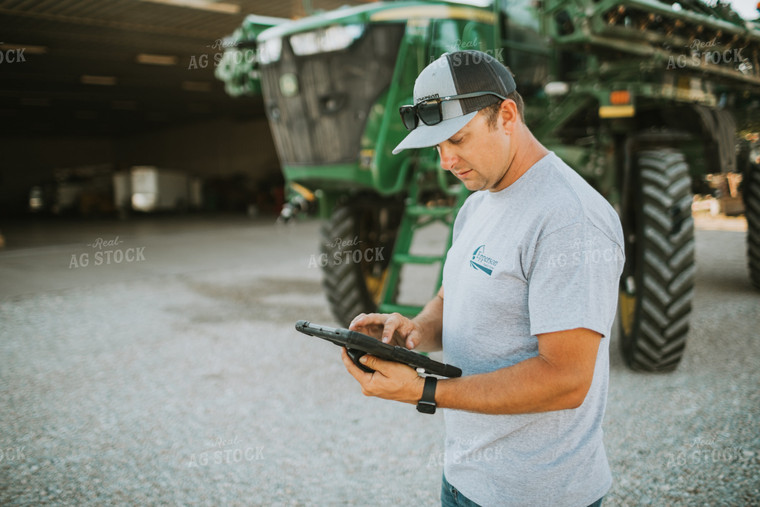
[378,156,470,316]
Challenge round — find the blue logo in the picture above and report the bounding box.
[470,245,498,276]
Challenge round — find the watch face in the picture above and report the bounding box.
[417,401,436,414]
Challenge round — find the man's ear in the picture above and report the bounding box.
[499,99,519,135]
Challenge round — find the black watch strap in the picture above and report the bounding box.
[416,376,438,414]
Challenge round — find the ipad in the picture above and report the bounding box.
[295,320,462,378]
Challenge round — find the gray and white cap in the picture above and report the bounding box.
[392,50,517,154]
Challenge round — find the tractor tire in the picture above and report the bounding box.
[320,197,403,326]
[619,149,696,372]
[744,161,760,289]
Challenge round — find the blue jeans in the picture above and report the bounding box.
[441,474,604,507]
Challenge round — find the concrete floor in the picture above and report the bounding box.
[0,213,758,505]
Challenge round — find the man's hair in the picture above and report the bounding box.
[483,90,524,129]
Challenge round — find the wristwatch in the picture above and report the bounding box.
[416,376,438,414]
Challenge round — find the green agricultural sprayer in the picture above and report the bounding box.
[216,0,760,372]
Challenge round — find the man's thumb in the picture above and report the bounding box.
[360,354,380,371]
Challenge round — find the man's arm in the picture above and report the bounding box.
[349,286,445,352]
[435,328,602,413]
[343,327,603,414]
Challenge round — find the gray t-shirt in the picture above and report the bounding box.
[441,152,624,506]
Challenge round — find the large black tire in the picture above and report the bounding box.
[320,197,403,326]
[744,161,760,289]
[619,149,696,372]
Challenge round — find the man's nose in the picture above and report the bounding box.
[438,145,457,171]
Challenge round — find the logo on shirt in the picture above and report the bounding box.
[470,245,498,276]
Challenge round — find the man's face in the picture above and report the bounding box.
[436,109,511,192]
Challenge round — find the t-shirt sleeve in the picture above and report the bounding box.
[527,221,624,337]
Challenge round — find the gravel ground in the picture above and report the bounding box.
[0,215,758,506]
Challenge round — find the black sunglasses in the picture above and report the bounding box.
[399,91,507,131]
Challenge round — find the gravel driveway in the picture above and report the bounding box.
[0,215,757,505]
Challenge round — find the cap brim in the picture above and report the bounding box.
[392,111,477,155]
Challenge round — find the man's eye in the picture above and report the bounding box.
[450,137,464,145]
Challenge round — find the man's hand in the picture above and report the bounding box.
[340,348,424,405]
[349,312,424,350]
[341,289,444,405]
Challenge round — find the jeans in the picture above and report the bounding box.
[441,474,604,507]
[441,474,481,507]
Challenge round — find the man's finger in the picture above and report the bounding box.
[405,333,418,350]
[349,313,368,330]
[380,314,400,343]
[349,313,388,338]
[381,313,410,344]
[359,353,377,370]
[340,347,372,382]
[360,354,407,378]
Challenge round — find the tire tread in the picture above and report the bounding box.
[621,148,695,372]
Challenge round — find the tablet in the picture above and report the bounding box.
[295,320,462,378]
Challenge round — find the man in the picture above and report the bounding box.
[340,50,624,507]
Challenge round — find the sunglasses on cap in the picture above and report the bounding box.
[399,91,508,132]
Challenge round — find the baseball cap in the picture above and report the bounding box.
[392,50,517,155]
